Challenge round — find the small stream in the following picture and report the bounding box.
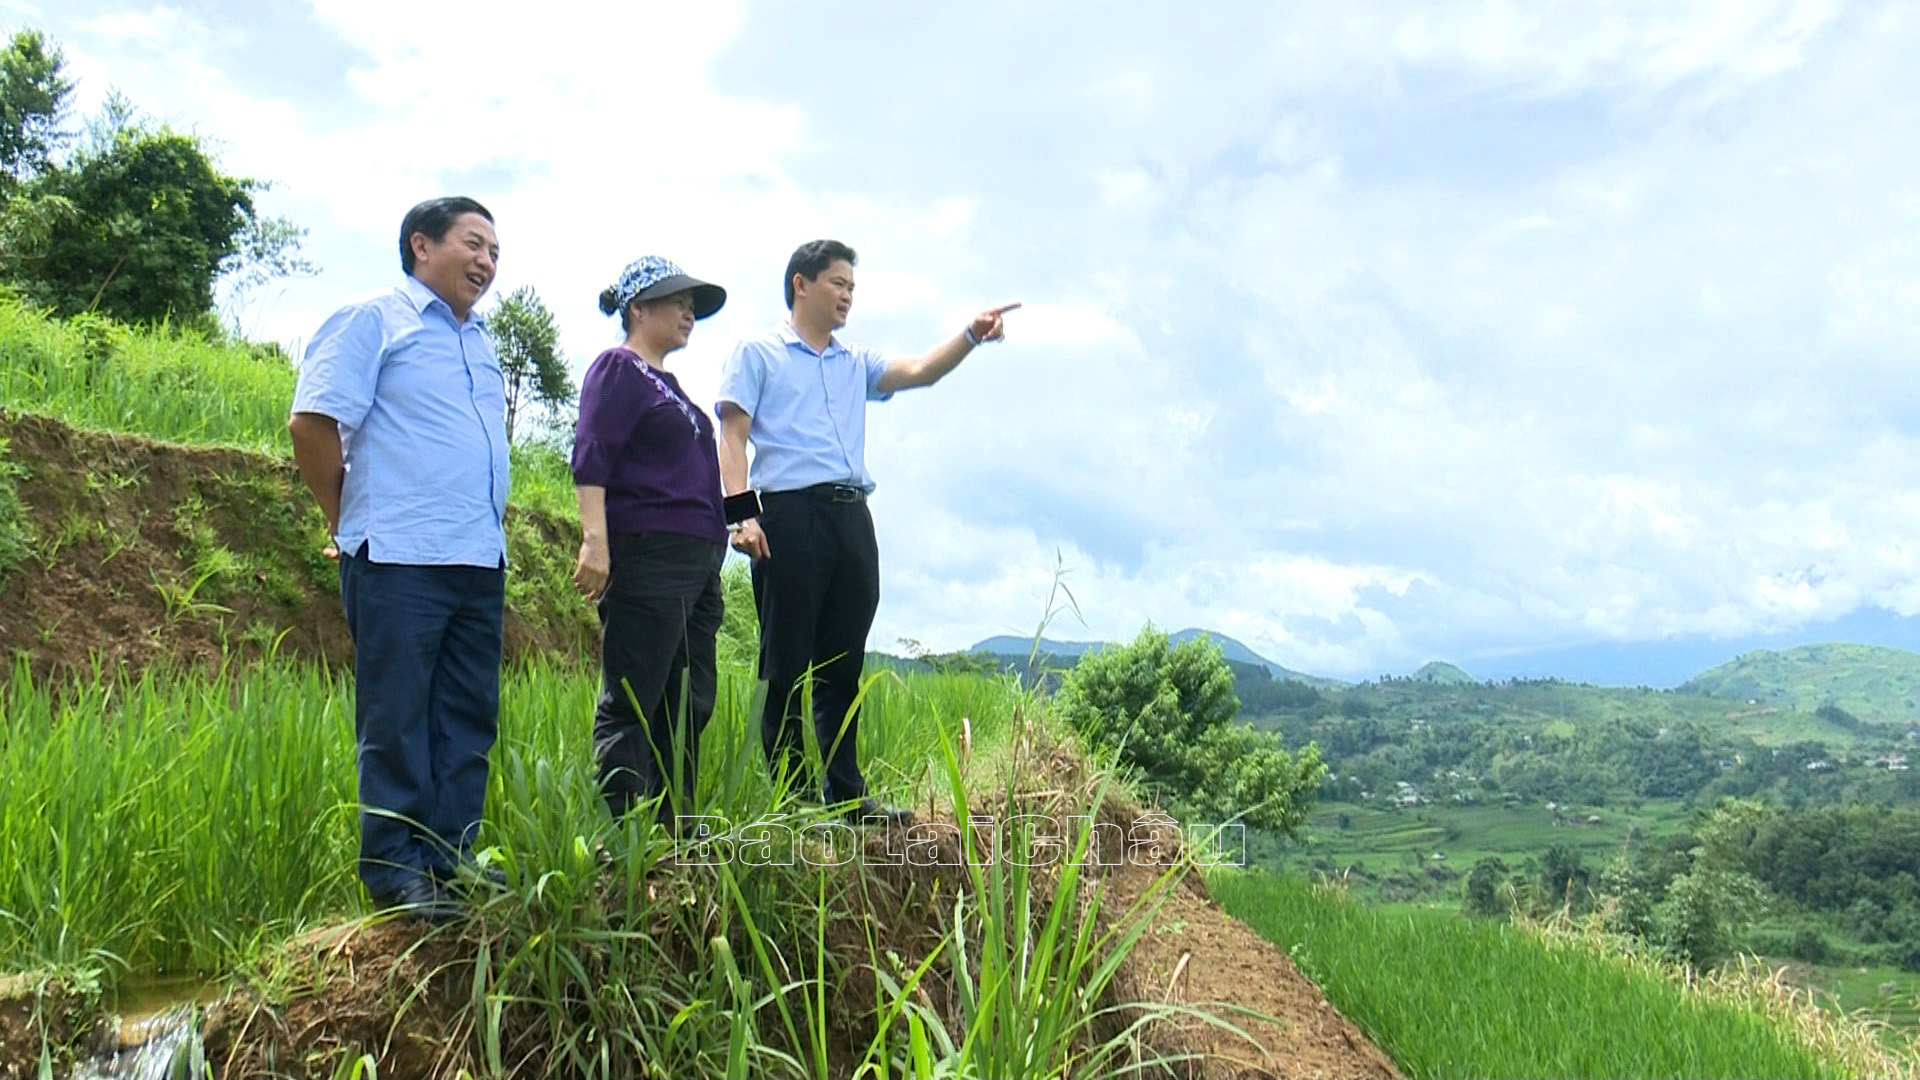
[54,973,224,1080]
[61,1004,198,1080]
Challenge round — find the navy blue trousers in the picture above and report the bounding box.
[339,545,505,896]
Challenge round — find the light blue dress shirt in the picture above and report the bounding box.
[715,322,894,494]
[292,276,510,567]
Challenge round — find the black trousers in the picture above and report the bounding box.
[752,489,881,802]
[594,532,725,824]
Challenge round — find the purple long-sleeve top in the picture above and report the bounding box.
[571,347,726,543]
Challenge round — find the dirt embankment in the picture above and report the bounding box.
[194,794,1399,1079]
[0,971,106,1080]
[0,411,595,682]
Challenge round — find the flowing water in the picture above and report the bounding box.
[60,996,208,1080]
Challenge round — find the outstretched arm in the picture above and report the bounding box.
[878,302,1022,393]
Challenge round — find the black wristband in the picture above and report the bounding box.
[724,490,764,526]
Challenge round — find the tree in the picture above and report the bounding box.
[1055,626,1325,835]
[0,29,72,191]
[0,33,309,325]
[1597,852,1655,937]
[485,286,575,441]
[1538,844,1592,912]
[1652,868,1768,967]
[1185,721,1325,834]
[1463,856,1510,918]
[2,126,253,321]
[219,211,317,323]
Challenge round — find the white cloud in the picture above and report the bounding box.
[25,0,1920,681]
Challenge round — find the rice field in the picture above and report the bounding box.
[0,656,1022,981]
[1211,870,1915,1079]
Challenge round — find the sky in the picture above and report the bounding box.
[14,0,1920,683]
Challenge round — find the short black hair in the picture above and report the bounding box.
[399,196,494,274]
[784,239,856,310]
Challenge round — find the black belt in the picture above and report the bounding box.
[766,483,868,504]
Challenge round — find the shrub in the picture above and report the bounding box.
[1055,626,1324,834]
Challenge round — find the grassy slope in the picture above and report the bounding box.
[0,294,578,518]
[1328,677,1888,748]
[1211,871,1873,1080]
[1681,644,1920,724]
[0,294,604,670]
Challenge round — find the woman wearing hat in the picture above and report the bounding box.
[571,256,730,828]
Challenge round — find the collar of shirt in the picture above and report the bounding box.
[774,319,842,358]
[400,274,488,329]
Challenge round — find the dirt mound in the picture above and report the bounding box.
[0,411,592,682]
[1102,820,1400,1078]
[200,922,478,1079]
[191,802,1399,1080]
[0,970,107,1080]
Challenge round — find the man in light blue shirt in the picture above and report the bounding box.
[289,196,508,921]
[716,239,1017,824]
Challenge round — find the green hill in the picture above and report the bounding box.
[1411,660,1476,684]
[1679,643,1920,724]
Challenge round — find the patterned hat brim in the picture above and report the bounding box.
[633,274,726,319]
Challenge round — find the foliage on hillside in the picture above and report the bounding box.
[1242,675,1916,810]
[1680,644,1920,724]
[0,29,312,328]
[0,410,600,676]
[1055,626,1325,833]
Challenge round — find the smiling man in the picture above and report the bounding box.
[716,239,1016,826]
[289,196,510,922]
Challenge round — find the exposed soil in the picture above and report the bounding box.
[184,798,1400,1080]
[0,411,594,684]
[200,923,478,1080]
[1103,826,1401,1078]
[0,971,107,1080]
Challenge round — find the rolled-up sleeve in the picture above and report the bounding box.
[292,302,382,427]
[571,354,647,488]
[716,339,768,418]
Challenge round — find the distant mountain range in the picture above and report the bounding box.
[965,626,1920,724]
[969,607,1920,695]
[967,629,1348,688]
[1454,606,1920,689]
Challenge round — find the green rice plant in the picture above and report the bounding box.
[909,714,1231,1078]
[1212,869,1853,1079]
[0,640,1281,1078]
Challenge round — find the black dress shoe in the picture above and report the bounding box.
[842,798,913,828]
[371,876,465,923]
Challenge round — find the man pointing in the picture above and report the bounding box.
[715,239,1016,824]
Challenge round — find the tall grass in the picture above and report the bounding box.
[1212,870,1854,1079]
[3,647,1235,1077]
[0,295,577,518]
[0,657,1021,982]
